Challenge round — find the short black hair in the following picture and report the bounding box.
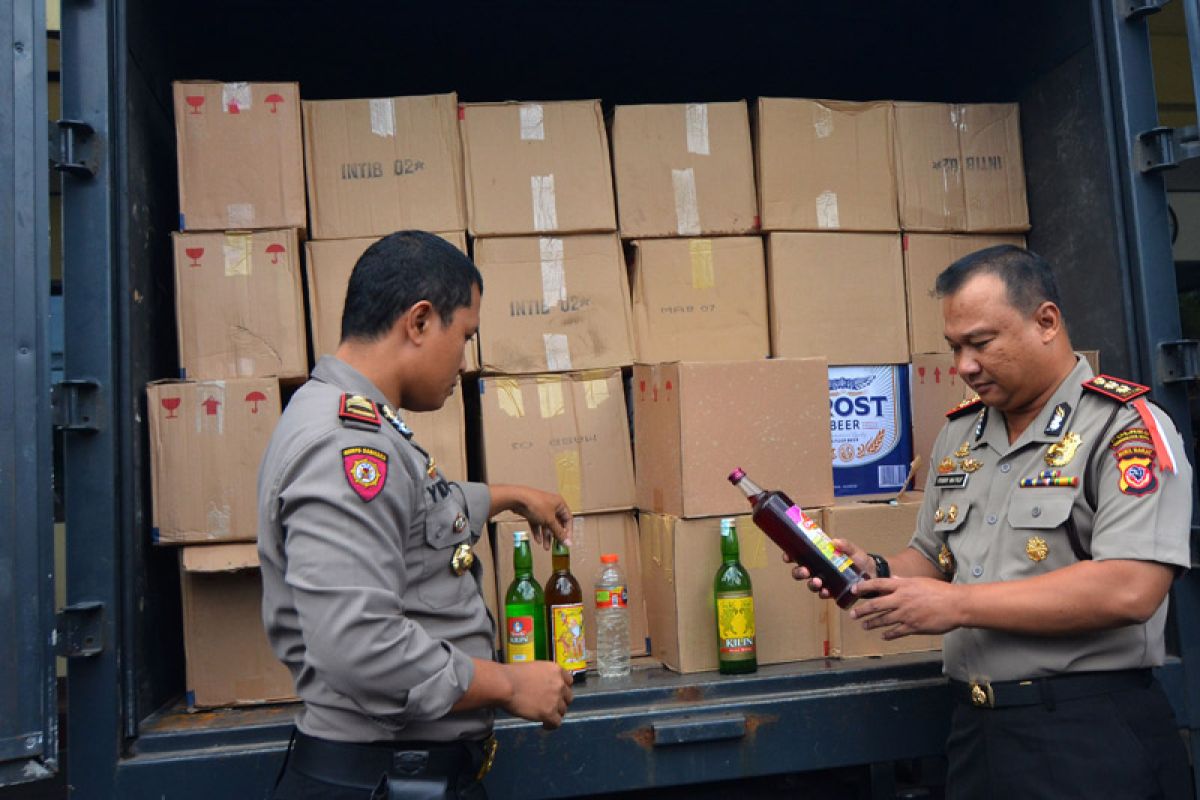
[934,245,1061,315]
[340,231,483,343]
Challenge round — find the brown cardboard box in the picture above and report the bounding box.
[903,233,1027,356]
[611,102,758,238]
[630,237,770,364]
[894,102,1028,233]
[460,101,617,236]
[495,512,648,660]
[180,544,297,708]
[474,235,634,374]
[476,527,501,656]
[304,232,479,372]
[173,229,308,380]
[147,378,280,544]
[756,98,899,232]
[767,232,908,365]
[479,370,635,515]
[173,81,306,231]
[405,378,468,484]
[633,359,833,519]
[820,498,942,658]
[302,93,466,239]
[639,512,826,673]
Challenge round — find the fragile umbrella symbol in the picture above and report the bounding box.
[265,243,286,264]
[244,391,267,413]
[185,247,204,267]
[185,96,204,115]
[265,93,284,113]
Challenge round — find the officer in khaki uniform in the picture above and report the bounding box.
[259,232,575,800]
[794,245,1193,799]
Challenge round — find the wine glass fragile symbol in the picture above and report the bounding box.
[185,96,204,115]
[185,247,204,267]
[161,397,181,419]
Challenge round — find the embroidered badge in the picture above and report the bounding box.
[342,446,388,502]
[1114,445,1158,496]
[1110,428,1152,451]
[338,394,381,429]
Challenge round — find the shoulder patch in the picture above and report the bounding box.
[946,394,983,419]
[338,393,381,430]
[1082,374,1150,403]
[342,446,388,502]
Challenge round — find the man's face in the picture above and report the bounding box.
[406,284,480,413]
[942,273,1048,413]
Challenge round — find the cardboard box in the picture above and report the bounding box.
[302,93,466,239]
[479,370,635,515]
[819,498,942,658]
[903,233,1027,356]
[460,100,617,236]
[767,232,908,365]
[633,359,833,519]
[147,379,280,544]
[180,544,297,709]
[630,237,770,364]
[173,81,306,231]
[829,366,914,497]
[173,229,308,380]
[404,378,468,483]
[639,512,826,673]
[611,102,758,238]
[494,512,648,660]
[894,102,1029,233]
[474,235,634,374]
[476,526,501,656]
[756,98,899,232]
[304,232,479,372]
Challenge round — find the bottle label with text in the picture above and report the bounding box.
[550,603,588,672]
[595,585,628,610]
[785,505,854,573]
[716,592,756,659]
[506,615,535,663]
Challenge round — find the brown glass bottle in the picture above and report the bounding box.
[728,468,867,608]
[544,540,588,682]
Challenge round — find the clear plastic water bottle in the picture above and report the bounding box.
[594,553,631,678]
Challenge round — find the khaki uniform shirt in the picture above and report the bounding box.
[258,356,494,743]
[910,357,1192,683]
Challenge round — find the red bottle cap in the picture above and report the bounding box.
[600,553,619,564]
[728,467,746,483]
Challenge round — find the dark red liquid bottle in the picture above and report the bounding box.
[728,467,867,609]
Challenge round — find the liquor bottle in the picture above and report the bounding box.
[728,467,867,608]
[544,540,588,682]
[594,554,631,678]
[503,531,547,663]
[714,518,757,674]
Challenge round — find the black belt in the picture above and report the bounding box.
[289,730,497,790]
[950,668,1152,709]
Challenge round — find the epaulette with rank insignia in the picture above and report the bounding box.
[338,393,382,431]
[945,394,983,419]
[1082,374,1151,403]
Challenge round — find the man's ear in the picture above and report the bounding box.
[404,300,435,342]
[1034,301,1062,342]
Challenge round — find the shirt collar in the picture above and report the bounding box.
[311,355,392,410]
[980,355,1094,453]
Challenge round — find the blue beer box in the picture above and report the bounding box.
[828,365,914,496]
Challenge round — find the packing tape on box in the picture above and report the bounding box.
[554,451,583,511]
[571,515,586,549]
[531,174,558,232]
[950,103,966,133]
[539,237,566,309]
[685,103,710,155]
[196,380,227,434]
[816,190,840,229]
[223,233,253,277]
[543,333,572,371]
[536,377,565,418]
[583,376,609,409]
[520,103,545,140]
[222,82,251,113]
[226,204,256,229]
[647,513,667,570]
[369,98,396,138]
[813,104,834,138]
[495,378,525,418]
[672,168,701,236]
[689,239,715,289]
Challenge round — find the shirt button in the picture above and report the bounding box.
[1000,463,1012,474]
[971,565,984,578]
[1031,506,1042,518]
[987,514,998,525]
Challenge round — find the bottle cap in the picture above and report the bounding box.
[513,531,528,543]
[719,518,736,534]
[728,467,746,483]
[600,553,619,564]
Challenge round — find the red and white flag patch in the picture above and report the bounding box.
[342,446,388,502]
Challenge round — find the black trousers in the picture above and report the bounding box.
[945,678,1191,799]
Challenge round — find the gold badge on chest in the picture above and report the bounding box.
[1045,432,1082,468]
[1026,536,1049,562]
[954,441,970,458]
[960,458,983,473]
[938,457,957,474]
[451,542,475,575]
[938,543,955,574]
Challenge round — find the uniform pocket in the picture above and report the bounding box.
[415,492,475,610]
[1006,493,1074,529]
[934,501,972,536]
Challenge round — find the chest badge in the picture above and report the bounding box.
[953,441,970,458]
[934,507,946,523]
[426,458,439,480]
[451,541,475,576]
[938,457,957,474]
[1045,432,1082,468]
[1026,536,1049,562]
[946,504,959,524]
[959,458,983,473]
[938,543,955,574]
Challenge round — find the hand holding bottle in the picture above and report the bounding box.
[783,537,871,599]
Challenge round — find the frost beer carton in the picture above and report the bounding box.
[829,366,913,496]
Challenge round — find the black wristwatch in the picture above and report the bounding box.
[868,553,890,578]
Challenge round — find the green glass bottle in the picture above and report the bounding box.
[504,531,547,663]
[714,517,757,674]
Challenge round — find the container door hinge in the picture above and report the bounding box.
[51,379,102,432]
[1138,126,1200,173]
[1124,0,1170,20]
[56,602,104,658]
[1160,340,1200,383]
[49,119,98,179]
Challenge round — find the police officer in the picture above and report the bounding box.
[794,246,1193,798]
[259,231,575,799]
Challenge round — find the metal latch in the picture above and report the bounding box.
[1160,340,1200,383]
[1124,0,1170,20]
[52,379,102,432]
[1137,126,1200,173]
[50,119,98,179]
[56,602,104,658]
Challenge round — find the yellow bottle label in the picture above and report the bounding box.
[716,593,756,661]
[506,615,535,664]
[550,603,587,672]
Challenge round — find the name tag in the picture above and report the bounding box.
[935,473,969,489]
